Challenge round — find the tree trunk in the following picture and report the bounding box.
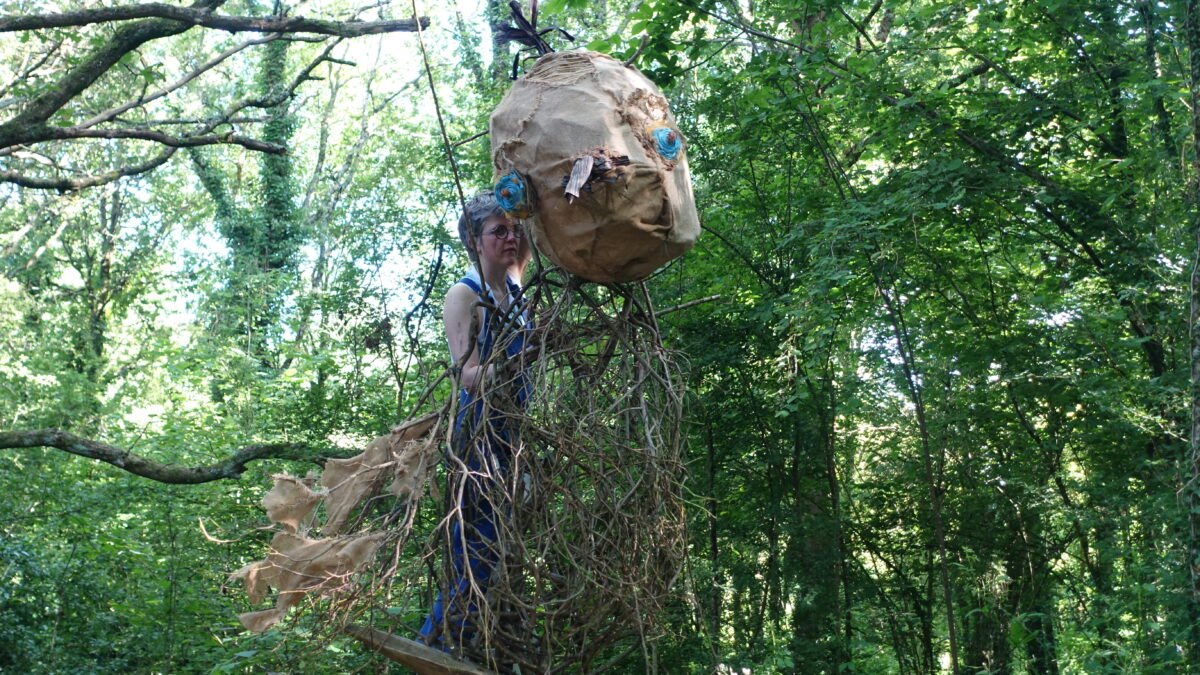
[787,366,848,671]
[706,421,721,651]
[1187,0,1200,658]
[1024,599,1060,675]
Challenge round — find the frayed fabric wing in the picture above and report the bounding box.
[233,414,440,633]
[233,532,386,633]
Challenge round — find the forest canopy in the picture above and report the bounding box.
[1,0,1198,673]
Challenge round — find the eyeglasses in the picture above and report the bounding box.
[485,224,525,240]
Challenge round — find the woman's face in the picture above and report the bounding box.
[474,214,524,270]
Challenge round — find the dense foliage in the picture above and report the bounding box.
[1,0,1196,673]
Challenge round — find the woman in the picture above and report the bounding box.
[420,192,532,648]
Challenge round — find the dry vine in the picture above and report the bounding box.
[236,264,688,674]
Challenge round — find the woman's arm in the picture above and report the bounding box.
[444,283,490,392]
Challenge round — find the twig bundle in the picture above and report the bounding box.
[452,272,686,672]
[240,269,688,673]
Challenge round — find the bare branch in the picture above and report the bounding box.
[655,294,722,317]
[45,126,286,153]
[78,34,280,129]
[0,0,227,147]
[112,115,273,127]
[0,428,340,484]
[0,38,63,101]
[0,0,429,190]
[452,129,488,147]
[22,208,71,270]
[1,31,341,189]
[0,147,177,191]
[0,4,430,37]
[216,38,342,124]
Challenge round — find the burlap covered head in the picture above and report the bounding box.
[490,50,699,283]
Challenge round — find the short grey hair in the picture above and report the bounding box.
[457,191,505,259]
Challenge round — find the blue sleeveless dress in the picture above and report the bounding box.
[420,275,530,646]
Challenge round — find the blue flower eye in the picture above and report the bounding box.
[649,125,683,160]
[494,171,532,218]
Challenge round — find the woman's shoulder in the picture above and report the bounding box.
[454,275,483,293]
[445,282,477,308]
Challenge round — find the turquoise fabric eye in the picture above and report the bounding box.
[651,126,682,160]
[494,171,531,218]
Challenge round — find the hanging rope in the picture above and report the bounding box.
[411,0,468,217]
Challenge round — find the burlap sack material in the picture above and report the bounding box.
[233,414,441,634]
[490,50,700,283]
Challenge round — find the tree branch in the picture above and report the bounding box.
[1,31,341,189]
[655,294,722,317]
[0,428,339,484]
[0,38,62,101]
[0,0,227,147]
[44,127,286,153]
[0,148,176,190]
[0,4,430,37]
[77,34,279,130]
[0,0,429,188]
